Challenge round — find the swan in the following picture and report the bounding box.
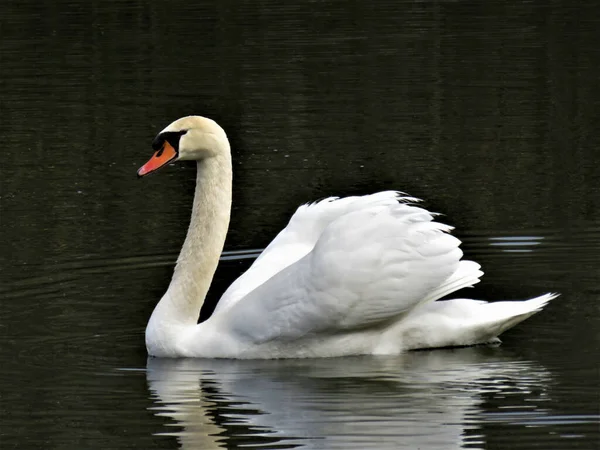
[138,115,557,359]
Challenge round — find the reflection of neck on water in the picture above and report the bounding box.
[146,348,552,450]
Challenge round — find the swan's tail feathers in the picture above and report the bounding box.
[520,292,559,313]
[490,292,559,333]
[475,292,559,339]
[418,260,484,307]
[401,293,559,350]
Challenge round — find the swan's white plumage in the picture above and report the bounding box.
[216,191,416,312]
[142,116,557,359]
[225,199,462,340]
[394,293,558,350]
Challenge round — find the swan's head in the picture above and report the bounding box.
[138,116,229,177]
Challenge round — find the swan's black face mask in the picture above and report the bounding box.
[137,130,188,177]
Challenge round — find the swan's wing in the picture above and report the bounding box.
[219,202,466,344]
[215,191,416,313]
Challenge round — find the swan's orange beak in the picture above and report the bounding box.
[137,141,178,177]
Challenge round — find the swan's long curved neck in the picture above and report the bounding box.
[146,151,232,354]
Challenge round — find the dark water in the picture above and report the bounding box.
[1,1,599,449]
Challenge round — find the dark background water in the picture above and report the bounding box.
[1,1,599,449]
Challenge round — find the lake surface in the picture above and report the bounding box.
[1,1,599,449]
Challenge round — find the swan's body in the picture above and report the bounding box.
[139,116,557,359]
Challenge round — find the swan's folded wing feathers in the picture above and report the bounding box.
[223,201,464,343]
[261,191,410,261]
[216,191,413,313]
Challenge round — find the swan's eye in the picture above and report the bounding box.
[152,130,188,153]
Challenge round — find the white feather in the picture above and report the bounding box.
[393,293,560,350]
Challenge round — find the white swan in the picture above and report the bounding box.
[138,115,557,359]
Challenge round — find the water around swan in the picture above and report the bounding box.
[1,1,599,449]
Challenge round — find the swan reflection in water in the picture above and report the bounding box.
[146,347,552,449]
